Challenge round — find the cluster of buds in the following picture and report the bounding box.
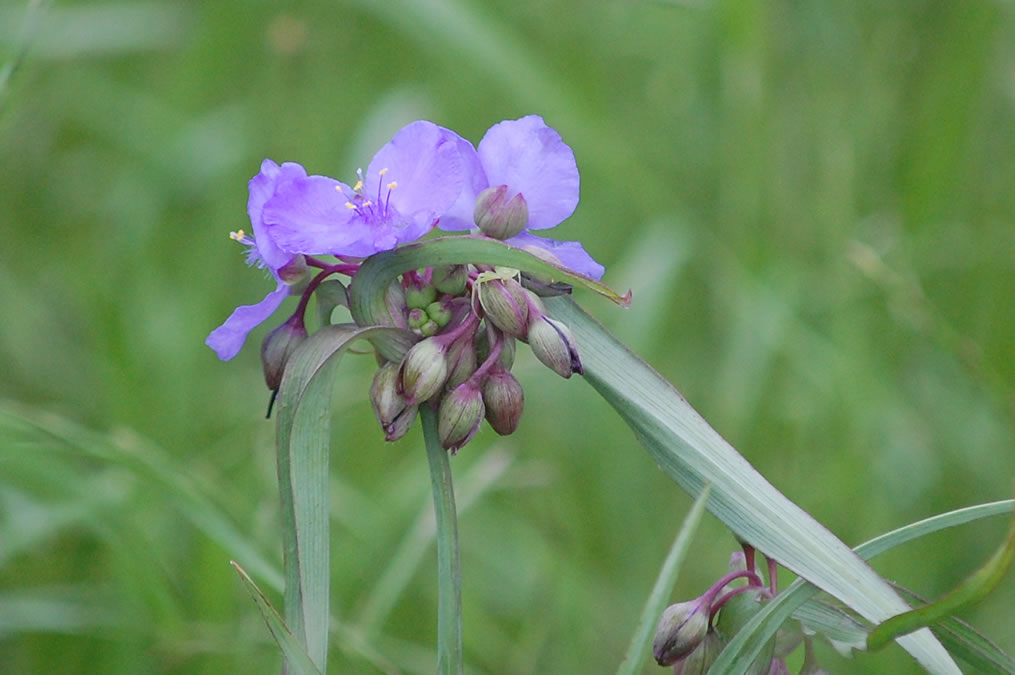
[653,544,809,674]
[368,263,582,453]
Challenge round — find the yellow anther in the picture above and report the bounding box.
[353,179,363,191]
[363,200,372,207]
[345,202,356,210]
[230,229,246,241]
[387,181,397,190]
[378,168,388,176]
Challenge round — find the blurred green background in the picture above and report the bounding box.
[3,0,1015,672]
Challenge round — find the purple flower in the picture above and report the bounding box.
[264,121,464,257]
[205,159,309,361]
[206,121,465,361]
[439,115,604,280]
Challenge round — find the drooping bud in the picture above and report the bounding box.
[653,599,710,666]
[526,315,582,378]
[432,264,468,296]
[482,366,524,435]
[474,185,529,240]
[370,363,419,441]
[260,314,308,391]
[477,276,529,338]
[425,299,453,328]
[277,254,309,285]
[476,328,516,370]
[437,380,485,452]
[404,273,437,310]
[675,629,721,675]
[398,338,449,404]
[444,336,478,390]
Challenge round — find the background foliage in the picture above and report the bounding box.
[2,0,1015,672]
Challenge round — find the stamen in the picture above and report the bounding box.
[378,168,388,176]
[345,202,356,210]
[353,179,363,191]
[363,200,372,207]
[387,181,397,190]
[229,229,246,242]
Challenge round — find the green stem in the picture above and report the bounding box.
[420,405,463,675]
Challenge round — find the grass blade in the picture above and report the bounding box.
[617,485,711,675]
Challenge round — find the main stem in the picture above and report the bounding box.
[420,405,463,675]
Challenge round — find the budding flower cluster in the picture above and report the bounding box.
[359,261,584,452]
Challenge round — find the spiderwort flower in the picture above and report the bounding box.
[205,160,313,360]
[439,115,605,280]
[263,121,464,258]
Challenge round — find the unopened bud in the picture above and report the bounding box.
[384,280,409,329]
[371,363,418,441]
[675,630,721,675]
[526,315,582,378]
[476,329,516,370]
[405,274,437,310]
[653,599,709,666]
[260,314,308,391]
[445,336,478,390]
[419,320,440,337]
[398,338,448,404]
[432,265,468,296]
[426,299,453,327]
[407,308,429,329]
[474,185,529,240]
[477,277,529,338]
[438,381,485,452]
[482,367,524,435]
[277,254,309,285]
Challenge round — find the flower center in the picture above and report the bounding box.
[339,167,399,225]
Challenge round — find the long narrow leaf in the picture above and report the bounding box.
[275,324,417,670]
[543,296,958,674]
[617,485,711,675]
[231,561,323,675]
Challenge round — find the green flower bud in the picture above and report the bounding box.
[371,362,406,427]
[474,185,529,240]
[419,319,440,337]
[398,338,448,404]
[407,307,429,329]
[445,336,478,390]
[653,599,709,666]
[405,274,437,310]
[437,381,485,452]
[384,403,418,442]
[432,264,468,296]
[260,315,308,391]
[714,590,775,675]
[526,315,582,378]
[477,277,529,338]
[481,367,524,435]
[676,629,721,675]
[476,329,516,370]
[426,299,453,327]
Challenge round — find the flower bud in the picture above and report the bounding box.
[277,254,309,285]
[384,403,418,442]
[477,277,529,338]
[481,367,524,435]
[419,319,440,337]
[526,315,582,378]
[426,299,453,327]
[371,362,408,427]
[398,338,448,404]
[675,630,721,675]
[384,280,409,329]
[653,599,709,666]
[474,185,529,240]
[445,336,478,390]
[438,381,485,452]
[404,274,437,310]
[260,314,308,391]
[476,329,516,370]
[407,307,429,329]
[432,264,468,296]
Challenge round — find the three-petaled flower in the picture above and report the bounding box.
[438,115,605,280]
